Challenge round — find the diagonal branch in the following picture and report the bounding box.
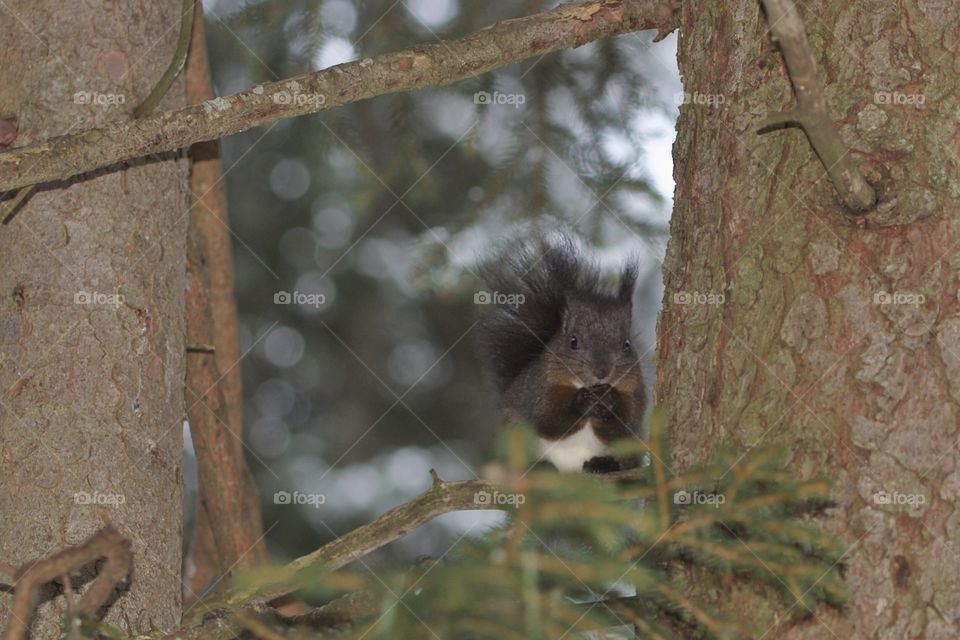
[0,0,678,194]
[185,472,503,624]
[183,464,643,625]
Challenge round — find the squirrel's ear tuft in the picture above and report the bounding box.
[618,259,639,304]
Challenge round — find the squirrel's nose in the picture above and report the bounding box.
[593,367,610,381]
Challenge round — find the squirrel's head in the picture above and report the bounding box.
[476,234,644,397]
[544,262,641,389]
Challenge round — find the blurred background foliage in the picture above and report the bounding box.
[185,0,682,567]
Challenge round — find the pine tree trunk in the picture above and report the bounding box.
[0,1,187,635]
[659,1,960,637]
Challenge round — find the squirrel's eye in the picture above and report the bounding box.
[569,336,579,350]
[622,339,632,351]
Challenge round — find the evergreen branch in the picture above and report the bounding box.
[653,581,745,639]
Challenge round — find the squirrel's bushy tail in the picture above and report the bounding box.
[476,235,634,393]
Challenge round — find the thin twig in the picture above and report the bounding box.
[134,0,196,118]
[758,0,876,213]
[1,185,35,224]
[60,574,80,640]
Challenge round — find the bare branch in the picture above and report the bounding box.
[1,525,132,640]
[183,0,268,599]
[0,0,678,194]
[758,0,876,213]
[185,215,266,581]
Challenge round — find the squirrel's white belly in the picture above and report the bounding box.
[538,421,610,472]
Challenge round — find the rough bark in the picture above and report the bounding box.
[660,1,960,638]
[0,0,187,635]
[0,0,679,194]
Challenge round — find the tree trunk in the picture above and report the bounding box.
[0,1,187,635]
[660,1,959,638]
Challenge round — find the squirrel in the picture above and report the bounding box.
[477,236,646,473]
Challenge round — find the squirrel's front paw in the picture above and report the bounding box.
[576,384,620,417]
[583,456,621,474]
[573,386,600,415]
